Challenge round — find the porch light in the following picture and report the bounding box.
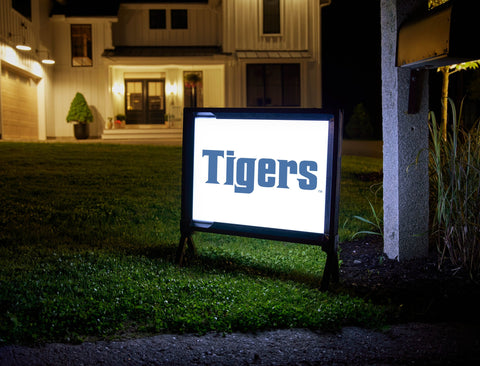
[167,82,178,95]
[37,50,55,64]
[10,23,32,51]
[16,41,31,51]
[112,83,125,95]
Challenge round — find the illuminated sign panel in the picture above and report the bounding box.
[180,108,341,246]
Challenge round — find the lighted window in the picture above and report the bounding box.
[12,0,31,20]
[247,64,300,107]
[263,0,281,34]
[71,25,92,67]
[171,9,188,29]
[149,9,166,29]
[125,79,166,124]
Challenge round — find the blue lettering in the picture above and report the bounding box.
[258,158,276,187]
[235,158,256,193]
[277,160,298,189]
[201,150,319,193]
[298,161,318,190]
[202,149,224,184]
[225,150,235,185]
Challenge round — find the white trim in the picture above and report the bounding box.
[259,0,284,38]
[236,51,312,59]
[50,15,118,24]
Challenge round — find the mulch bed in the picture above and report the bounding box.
[337,235,480,323]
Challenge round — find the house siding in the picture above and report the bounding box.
[0,0,53,140]
[113,4,221,46]
[50,18,114,137]
[223,0,312,52]
[1,0,327,140]
[223,0,323,108]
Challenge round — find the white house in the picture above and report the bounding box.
[0,0,330,141]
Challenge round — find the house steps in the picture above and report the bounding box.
[102,126,182,143]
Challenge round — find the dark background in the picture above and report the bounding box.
[322,0,382,140]
[322,0,480,139]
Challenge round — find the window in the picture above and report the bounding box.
[247,64,300,107]
[263,0,281,34]
[71,25,92,67]
[149,9,166,29]
[171,9,188,29]
[12,0,31,20]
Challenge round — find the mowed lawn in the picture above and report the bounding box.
[0,142,383,344]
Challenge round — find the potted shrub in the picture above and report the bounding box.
[66,92,93,139]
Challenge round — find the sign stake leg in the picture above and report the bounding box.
[176,234,197,266]
[320,248,339,291]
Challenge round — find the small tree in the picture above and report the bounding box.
[437,61,480,141]
[345,103,374,140]
[66,92,93,124]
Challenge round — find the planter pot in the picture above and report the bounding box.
[74,123,89,140]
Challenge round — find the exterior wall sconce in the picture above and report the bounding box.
[15,41,31,51]
[166,82,178,96]
[112,82,125,95]
[10,23,32,51]
[37,50,55,64]
[167,83,178,106]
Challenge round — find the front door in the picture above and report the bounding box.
[125,79,165,124]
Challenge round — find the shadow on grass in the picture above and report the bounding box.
[194,252,325,288]
[133,243,326,289]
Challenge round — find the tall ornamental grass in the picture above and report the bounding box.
[429,99,480,279]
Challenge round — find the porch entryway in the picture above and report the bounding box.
[125,79,165,125]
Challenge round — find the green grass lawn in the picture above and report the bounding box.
[0,142,383,344]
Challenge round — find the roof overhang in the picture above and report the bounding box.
[236,50,312,60]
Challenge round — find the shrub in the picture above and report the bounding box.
[66,93,93,124]
[429,99,480,279]
[345,103,374,140]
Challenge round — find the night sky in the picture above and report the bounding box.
[322,0,382,139]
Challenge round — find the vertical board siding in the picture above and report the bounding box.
[0,1,36,53]
[203,67,225,107]
[51,19,110,137]
[231,0,309,51]
[53,67,108,137]
[113,6,220,46]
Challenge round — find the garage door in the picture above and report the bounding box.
[1,65,38,140]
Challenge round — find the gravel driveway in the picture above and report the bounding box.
[2,322,480,365]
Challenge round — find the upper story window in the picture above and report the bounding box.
[148,9,188,30]
[149,9,166,29]
[171,9,188,29]
[12,0,31,20]
[71,24,92,67]
[262,0,281,35]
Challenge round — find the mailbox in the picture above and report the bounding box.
[397,1,480,68]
